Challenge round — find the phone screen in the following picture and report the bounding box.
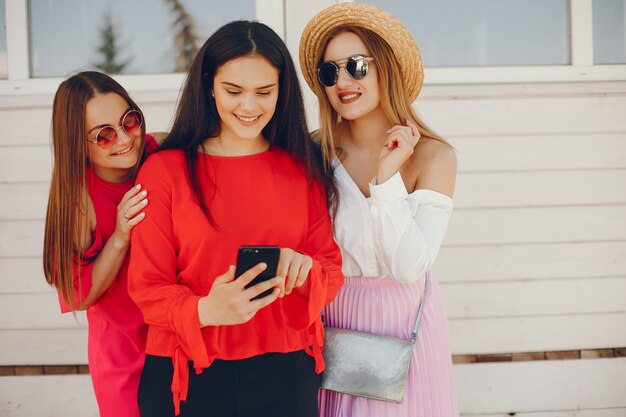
[235,246,280,300]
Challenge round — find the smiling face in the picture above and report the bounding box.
[322,31,381,122]
[85,92,142,183]
[212,54,279,149]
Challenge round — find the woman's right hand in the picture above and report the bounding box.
[197,264,282,327]
[113,184,148,245]
[377,120,421,184]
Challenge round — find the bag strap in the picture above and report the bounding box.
[410,271,429,344]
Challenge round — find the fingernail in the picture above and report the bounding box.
[141,190,147,196]
[136,184,141,189]
[140,212,145,217]
[143,199,148,204]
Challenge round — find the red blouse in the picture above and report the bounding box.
[128,147,343,414]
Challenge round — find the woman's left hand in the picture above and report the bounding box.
[276,248,313,296]
[377,120,421,184]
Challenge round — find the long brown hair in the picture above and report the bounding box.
[312,27,449,168]
[160,20,337,223]
[43,71,146,309]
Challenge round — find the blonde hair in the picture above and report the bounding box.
[312,27,449,169]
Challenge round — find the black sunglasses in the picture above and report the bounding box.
[317,55,375,87]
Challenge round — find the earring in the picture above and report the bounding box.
[211,90,215,98]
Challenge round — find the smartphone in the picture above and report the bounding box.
[235,246,280,300]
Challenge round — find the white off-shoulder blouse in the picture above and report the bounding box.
[333,161,454,282]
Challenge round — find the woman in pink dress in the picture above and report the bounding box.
[43,71,158,417]
[300,3,459,416]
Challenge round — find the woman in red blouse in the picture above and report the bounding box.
[128,21,344,417]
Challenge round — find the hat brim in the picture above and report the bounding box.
[299,2,424,102]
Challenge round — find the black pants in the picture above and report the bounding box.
[138,350,322,417]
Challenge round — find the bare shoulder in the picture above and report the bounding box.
[148,131,169,145]
[409,137,457,197]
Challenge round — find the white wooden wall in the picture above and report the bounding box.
[2,1,626,415]
[424,82,626,415]
[2,81,625,417]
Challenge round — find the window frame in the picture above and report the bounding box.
[0,0,284,95]
[1,0,625,96]
[354,0,626,85]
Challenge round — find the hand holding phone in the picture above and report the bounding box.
[197,262,284,327]
[235,246,281,300]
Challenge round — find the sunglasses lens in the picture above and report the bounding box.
[346,57,367,80]
[318,62,339,87]
[96,127,117,149]
[123,111,142,133]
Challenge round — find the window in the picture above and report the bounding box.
[357,0,624,84]
[365,0,570,67]
[29,0,256,77]
[593,0,626,64]
[0,0,624,93]
[0,0,7,79]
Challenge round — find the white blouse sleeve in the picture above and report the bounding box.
[368,171,453,283]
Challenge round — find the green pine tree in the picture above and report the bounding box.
[165,0,198,72]
[94,14,130,74]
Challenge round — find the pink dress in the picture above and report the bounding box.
[319,163,459,417]
[56,136,157,417]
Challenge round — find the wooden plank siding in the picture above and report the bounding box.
[0,375,98,417]
[2,354,626,415]
[1,80,625,415]
[0,329,88,365]
[455,358,626,414]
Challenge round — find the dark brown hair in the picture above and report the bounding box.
[160,20,337,223]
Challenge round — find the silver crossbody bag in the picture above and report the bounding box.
[320,272,429,403]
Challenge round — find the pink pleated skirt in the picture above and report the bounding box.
[319,275,459,417]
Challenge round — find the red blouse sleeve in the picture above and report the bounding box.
[280,180,344,330]
[128,155,214,369]
[57,228,105,313]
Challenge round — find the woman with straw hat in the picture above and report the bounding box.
[300,3,459,416]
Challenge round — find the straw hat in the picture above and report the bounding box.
[299,2,424,101]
